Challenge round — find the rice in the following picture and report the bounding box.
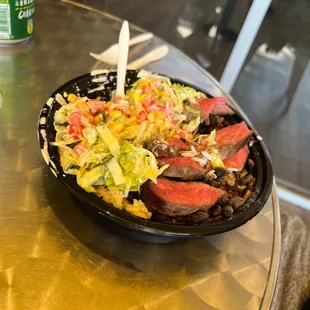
[181,151,195,157]
[191,145,198,155]
[192,157,208,167]
[227,167,239,173]
[206,170,217,179]
[202,151,213,161]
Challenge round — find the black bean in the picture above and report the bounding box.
[229,196,245,210]
[218,195,229,206]
[233,171,241,180]
[248,159,255,168]
[237,185,247,192]
[192,211,209,223]
[227,190,238,198]
[222,205,234,218]
[215,168,226,178]
[240,170,248,179]
[216,116,225,125]
[225,173,236,187]
[209,179,222,188]
[211,205,222,217]
[247,178,255,190]
[201,177,209,184]
[243,175,254,185]
[156,214,172,224]
[243,190,252,201]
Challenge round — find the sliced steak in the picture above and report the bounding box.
[166,137,190,151]
[147,136,190,158]
[223,145,249,170]
[158,157,209,180]
[196,97,234,124]
[141,178,224,217]
[211,98,234,115]
[215,121,253,159]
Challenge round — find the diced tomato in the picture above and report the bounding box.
[143,97,163,113]
[86,100,106,115]
[68,112,82,126]
[113,104,131,115]
[141,84,152,94]
[113,95,121,103]
[153,80,161,88]
[137,111,148,123]
[69,125,83,139]
[163,101,175,120]
[73,142,88,157]
[176,128,192,142]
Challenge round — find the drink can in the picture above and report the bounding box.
[0,0,35,44]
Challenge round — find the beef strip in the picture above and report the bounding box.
[158,157,210,180]
[214,121,253,159]
[141,178,224,217]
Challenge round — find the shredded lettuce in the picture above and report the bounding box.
[83,127,97,145]
[119,141,168,190]
[96,125,120,158]
[53,74,213,219]
[77,165,106,193]
[182,106,201,133]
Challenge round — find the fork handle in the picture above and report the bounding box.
[129,33,153,47]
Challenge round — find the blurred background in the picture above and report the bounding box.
[77,0,310,211]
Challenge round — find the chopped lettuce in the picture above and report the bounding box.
[96,125,120,158]
[77,165,105,193]
[119,141,168,189]
[106,157,126,186]
[182,106,201,133]
[83,127,97,145]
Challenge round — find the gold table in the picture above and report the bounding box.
[0,1,280,309]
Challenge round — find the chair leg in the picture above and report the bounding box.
[282,51,309,115]
[220,0,271,93]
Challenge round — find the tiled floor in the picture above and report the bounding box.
[78,0,310,192]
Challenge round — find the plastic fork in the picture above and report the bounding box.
[116,20,130,97]
[90,32,153,65]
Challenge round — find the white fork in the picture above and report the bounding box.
[90,32,153,65]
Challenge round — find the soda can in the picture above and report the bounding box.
[0,0,35,44]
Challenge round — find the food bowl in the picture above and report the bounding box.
[38,70,273,241]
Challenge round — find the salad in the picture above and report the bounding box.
[52,72,252,221]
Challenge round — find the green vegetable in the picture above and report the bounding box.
[83,127,97,145]
[119,141,168,189]
[120,124,139,140]
[96,125,120,158]
[182,106,201,133]
[173,84,198,104]
[77,165,106,193]
[106,157,126,186]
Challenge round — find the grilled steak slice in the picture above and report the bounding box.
[166,137,190,150]
[211,98,234,115]
[158,157,209,180]
[223,146,249,170]
[147,136,190,158]
[196,97,234,124]
[141,178,224,217]
[215,121,253,159]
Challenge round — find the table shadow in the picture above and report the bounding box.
[42,167,225,276]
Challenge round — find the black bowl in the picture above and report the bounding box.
[38,70,273,241]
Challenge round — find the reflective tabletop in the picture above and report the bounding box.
[0,0,280,309]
